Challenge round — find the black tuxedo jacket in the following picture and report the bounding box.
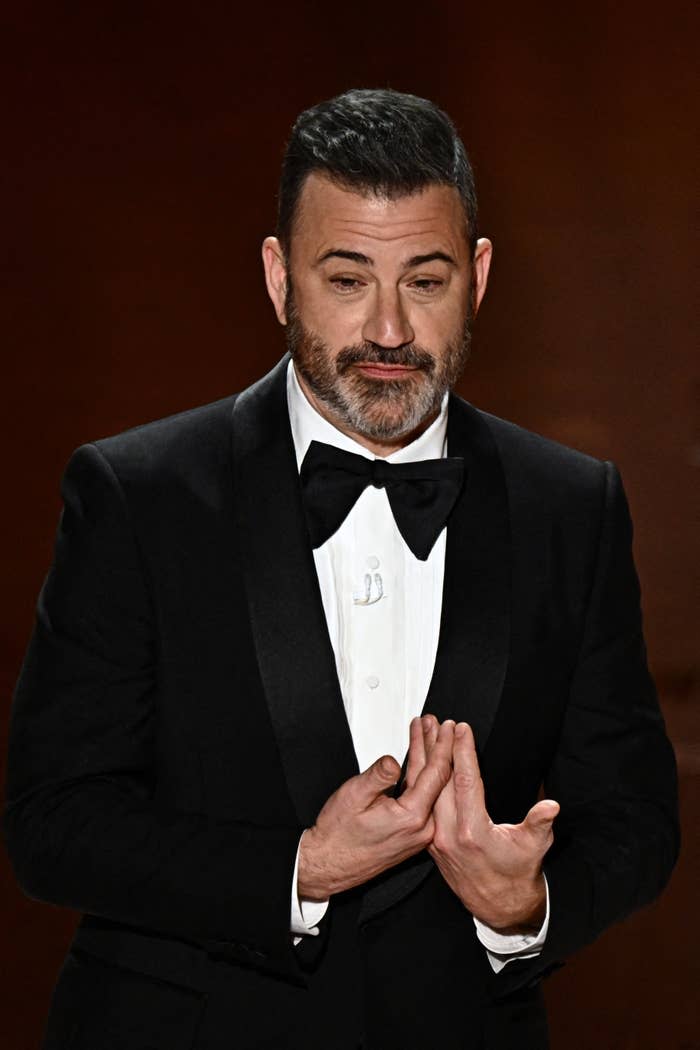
[5,356,678,1049]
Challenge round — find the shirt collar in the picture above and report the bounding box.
[287,359,448,471]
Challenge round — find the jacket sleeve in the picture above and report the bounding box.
[3,442,302,978]
[493,460,679,996]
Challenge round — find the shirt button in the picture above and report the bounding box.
[366,675,380,689]
[366,555,380,570]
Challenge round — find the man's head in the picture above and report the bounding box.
[276,88,479,260]
[262,88,492,454]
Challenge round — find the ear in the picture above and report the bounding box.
[261,236,289,324]
[471,238,493,316]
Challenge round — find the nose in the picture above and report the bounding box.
[362,287,414,348]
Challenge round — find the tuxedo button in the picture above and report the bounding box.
[366,555,380,569]
[366,675,379,689]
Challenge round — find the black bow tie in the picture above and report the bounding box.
[299,440,465,561]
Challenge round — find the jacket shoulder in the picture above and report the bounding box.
[58,396,242,517]
[93,394,238,469]
[54,398,242,514]
[472,405,608,504]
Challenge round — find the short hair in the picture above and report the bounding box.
[277,88,478,257]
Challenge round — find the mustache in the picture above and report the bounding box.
[335,343,435,373]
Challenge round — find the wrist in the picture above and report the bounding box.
[297,827,334,901]
[507,875,547,933]
[474,873,547,935]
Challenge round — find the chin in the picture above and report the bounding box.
[345,403,438,445]
[359,392,442,439]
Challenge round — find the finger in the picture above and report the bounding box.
[404,717,427,789]
[404,719,455,814]
[425,717,455,822]
[523,799,560,847]
[452,722,489,833]
[353,754,402,808]
[405,715,438,790]
[432,765,456,826]
[422,713,439,756]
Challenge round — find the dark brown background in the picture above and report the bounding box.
[1,3,698,1047]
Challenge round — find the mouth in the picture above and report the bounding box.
[353,363,421,380]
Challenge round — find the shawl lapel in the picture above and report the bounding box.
[231,357,358,830]
[422,391,511,741]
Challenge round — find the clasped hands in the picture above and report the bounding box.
[298,715,559,933]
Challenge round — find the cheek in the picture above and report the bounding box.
[297,288,365,345]
[411,307,466,352]
[406,283,469,342]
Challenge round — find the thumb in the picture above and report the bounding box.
[524,799,560,839]
[361,755,401,797]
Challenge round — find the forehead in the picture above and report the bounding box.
[290,173,469,261]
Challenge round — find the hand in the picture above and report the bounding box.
[423,718,559,932]
[298,717,455,900]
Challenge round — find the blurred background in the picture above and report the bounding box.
[1,2,697,1046]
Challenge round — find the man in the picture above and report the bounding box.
[5,89,678,1049]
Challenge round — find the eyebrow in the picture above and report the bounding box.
[405,251,457,268]
[317,249,372,266]
[316,249,458,268]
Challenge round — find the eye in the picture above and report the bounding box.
[330,276,365,293]
[409,278,443,294]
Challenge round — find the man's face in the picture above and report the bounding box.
[263,173,492,453]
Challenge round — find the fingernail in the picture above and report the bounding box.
[455,722,467,737]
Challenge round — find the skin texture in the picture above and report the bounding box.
[262,173,492,456]
[261,174,557,930]
[297,719,456,899]
[414,718,557,931]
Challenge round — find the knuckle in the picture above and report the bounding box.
[417,821,434,848]
[431,826,449,852]
[454,771,476,791]
[404,811,426,836]
[400,806,428,837]
[436,762,452,787]
[456,825,475,849]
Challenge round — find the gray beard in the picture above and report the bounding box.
[285,294,472,443]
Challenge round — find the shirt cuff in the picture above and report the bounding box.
[473,874,550,974]
[290,831,329,942]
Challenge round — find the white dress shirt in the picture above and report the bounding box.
[285,360,548,971]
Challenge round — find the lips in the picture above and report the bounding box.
[354,363,420,379]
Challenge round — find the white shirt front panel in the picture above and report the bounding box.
[287,361,447,773]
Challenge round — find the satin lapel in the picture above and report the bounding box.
[231,357,358,829]
[422,393,511,748]
[360,395,511,924]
